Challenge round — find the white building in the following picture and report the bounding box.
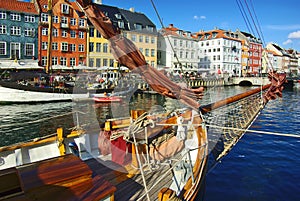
[157,24,199,72]
[196,29,242,76]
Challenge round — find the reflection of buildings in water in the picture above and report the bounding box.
[164,97,184,113]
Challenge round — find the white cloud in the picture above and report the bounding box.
[288,30,300,39]
[283,39,293,45]
[193,15,206,20]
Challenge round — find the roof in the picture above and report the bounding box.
[0,0,39,15]
[196,29,242,42]
[160,24,196,39]
[94,4,157,34]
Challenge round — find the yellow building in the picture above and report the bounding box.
[86,3,157,69]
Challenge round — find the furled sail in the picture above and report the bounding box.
[76,0,204,110]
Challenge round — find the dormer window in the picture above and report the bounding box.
[134,23,142,30]
[61,4,69,14]
[43,5,48,9]
[212,32,217,38]
[115,13,122,19]
[146,25,154,32]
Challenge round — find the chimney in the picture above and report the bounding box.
[169,24,174,28]
[129,7,135,12]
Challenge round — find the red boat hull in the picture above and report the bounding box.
[93,96,122,103]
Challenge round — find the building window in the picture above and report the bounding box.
[52,42,58,50]
[52,28,58,37]
[61,30,67,37]
[0,25,6,34]
[53,16,59,23]
[70,44,76,52]
[41,56,47,66]
[42,28,48,36]
[146,25,154,32]
[11,42,20,59]
[78,44,84,52]
[70,18,76,25]
[52,57,58,65]
[61,16,68,27]
[118,21,124,28]
[61,4,69,14]
[70,30,76,38]
[60,57,67,66]
[96,58,101,67]
[41,13,48,22]
[25,43,34,56]
[103,43,108,53]
[131,34,136,42]
[145,36,149,43]
[0,11,6,19]
[79,19,85,27]
[10,13,21,21]
[109,59,114,67]
[96,30,101,38]
[10,26,21,36]
[103,59,108,66]
[139,48,143,54]
[70,58,76,67]
[89,28,94,37]
[145,49,149,56]
[139,36,143,43]
[151,37,155,44]
[151,49,155,57]
[42,42,48,50]
[0,42,6,55]
[79,31,84,38]
[89,42,94,52]
[89,58,94,67]
[134,23,142,30]
[96,43,101,52]
[25,15,35,23]
[24,28,35,37]
[61,42,68,51]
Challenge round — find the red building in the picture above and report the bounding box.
[37,0,87,72]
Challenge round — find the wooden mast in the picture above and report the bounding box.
[46,0,53,74]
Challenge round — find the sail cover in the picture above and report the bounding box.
[76,1,204,110]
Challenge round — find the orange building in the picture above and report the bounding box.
[37,0,87,72]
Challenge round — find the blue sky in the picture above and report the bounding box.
[102,0,300,51]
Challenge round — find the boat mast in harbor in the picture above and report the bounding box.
[46,0,53,74]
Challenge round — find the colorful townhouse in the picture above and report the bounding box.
[0,0,40,69]
[87,2,158,69]
[157,24,199,73]
[196,29,242,76]
[36,0,87,72]
[236,30,263,75]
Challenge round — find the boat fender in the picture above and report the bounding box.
[68,142,79,157]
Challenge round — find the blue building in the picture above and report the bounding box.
[0,0,40,68]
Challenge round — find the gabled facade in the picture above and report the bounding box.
[236,30,263,75]
[196,29,242,76]
[87,3,158,68]
[0,0,39,63]
[37,0,87,71]
[157,24,199,72]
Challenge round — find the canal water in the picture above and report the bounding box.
[0,85,299,200]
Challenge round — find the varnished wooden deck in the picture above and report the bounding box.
[85,154,180,201]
